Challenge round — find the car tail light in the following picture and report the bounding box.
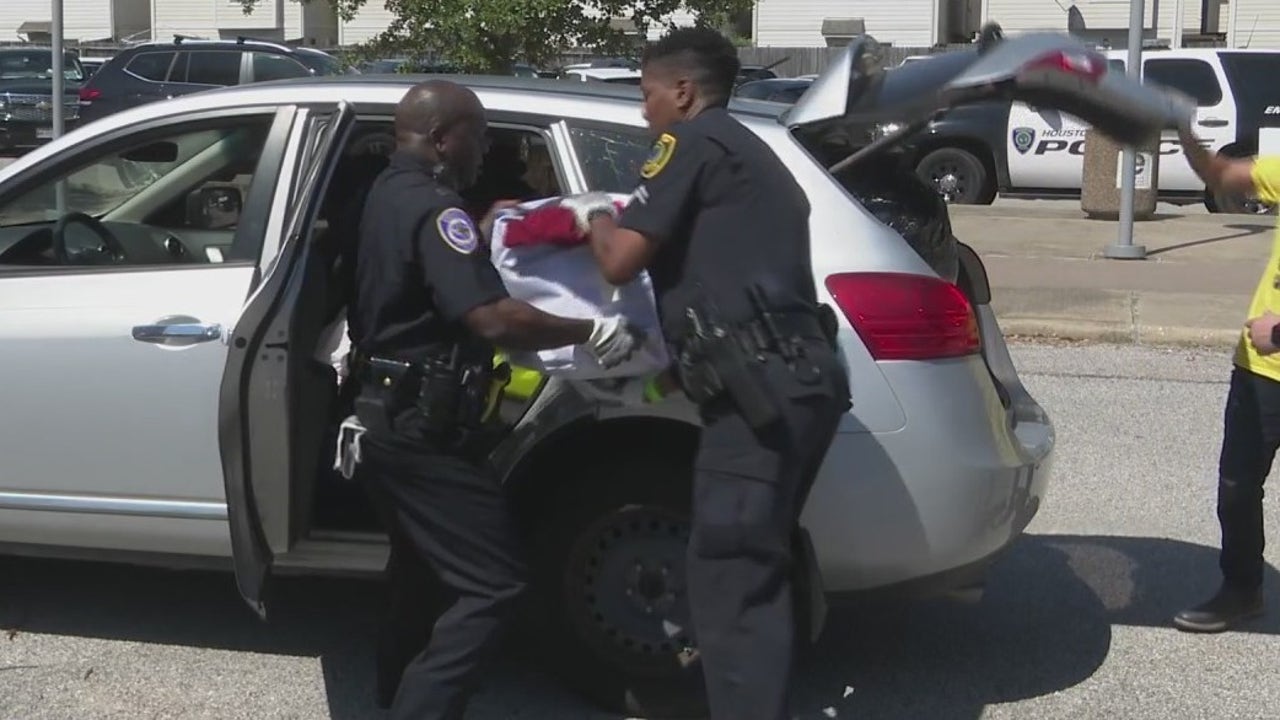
[1023,49,1108,82]
[824,272,980,361]
[78,87,101,103]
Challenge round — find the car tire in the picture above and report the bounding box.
[1206,186,1277,216]
[526,455,710,719]
[916,147,994,205]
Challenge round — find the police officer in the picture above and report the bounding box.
[564,27,852,720]
[348,79,644,719]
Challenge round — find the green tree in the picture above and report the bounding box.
[241,0,753,73]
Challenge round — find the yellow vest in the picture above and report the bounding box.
[1233,156,1280,382]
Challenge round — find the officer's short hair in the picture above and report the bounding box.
[642,26,741,107]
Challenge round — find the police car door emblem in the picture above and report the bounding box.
[437,208,479,254]
[1012,127,1036,155]
[641,133,676,179]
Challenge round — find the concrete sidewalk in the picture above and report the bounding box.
[948,201,1276,347]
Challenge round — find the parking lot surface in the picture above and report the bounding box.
[4,340,1280,719]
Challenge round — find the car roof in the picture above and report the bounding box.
[209,74,788,119]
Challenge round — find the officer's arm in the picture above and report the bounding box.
[420,207,594,350]
[588,130,706,285]
[1179,125,1261,196]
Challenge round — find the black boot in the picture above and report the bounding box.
[1173,583,1264,633]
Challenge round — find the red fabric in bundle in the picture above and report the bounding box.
[501,199,628,249]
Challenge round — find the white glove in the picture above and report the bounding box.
[586,315,644,369]
[561,192,619,235]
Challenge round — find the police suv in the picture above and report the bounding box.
[911,47,1280,214]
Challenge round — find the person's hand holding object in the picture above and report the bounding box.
[560,192,620,234]
[1246,312,1280,355]
[586,315,644,368]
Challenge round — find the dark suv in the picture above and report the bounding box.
[0,47,84,152]
[77,36,350,125]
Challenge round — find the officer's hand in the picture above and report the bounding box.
[480,200,521,239]
[586,315,644,369]
[1246,312,1280,355]
[561,192,619,234]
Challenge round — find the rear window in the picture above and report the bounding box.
[1144,58,1222,107]
[125,51,175,82]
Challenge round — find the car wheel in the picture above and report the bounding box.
[527,457,710,719]
[1207,186,1278,215]
[916,147,993,205]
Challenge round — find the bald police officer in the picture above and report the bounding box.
[566,27,852,720]
[349,79,643,719]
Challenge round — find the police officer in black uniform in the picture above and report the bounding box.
[564,27,852,720]
[347,79,644,720]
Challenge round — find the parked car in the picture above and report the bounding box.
[902,46,1280,213]
[75,36,350,125]
[562,67,642,84]
[79,56,109,78]
[0,47,84,153]
[734,77,813,104]
[0,28,1182,716]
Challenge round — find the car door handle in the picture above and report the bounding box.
[1198,118,1229,128]
[132,319,222,345]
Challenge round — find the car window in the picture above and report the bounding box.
[1144,58,1222,107]
[252,52,311,82]
[566,124,651,193]
[184,51,243,86]
[125,51,175,82]
[735,82,774,100]
[773,86,809,103]
[0,114,275,268]
[0,50,83,82]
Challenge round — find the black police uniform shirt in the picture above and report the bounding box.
[348,150,509,365]
[617,106,817,343]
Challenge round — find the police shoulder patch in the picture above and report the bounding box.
[640,133,677,179]
[436,207,479,254]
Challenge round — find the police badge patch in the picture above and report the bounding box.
[640,133,677,179]
[437,207,479,254]
[1011,127,1036,155]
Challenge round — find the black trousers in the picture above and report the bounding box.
[686,354,848,720]
[359,433,526,720]
[1218,366,1280,590]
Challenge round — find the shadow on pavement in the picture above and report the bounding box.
[2,533,1277,719]
[1146,222,1271,256]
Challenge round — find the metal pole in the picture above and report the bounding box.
[52,0,66,214]
[1172,0,1186,48]
[1104,0,1149,260]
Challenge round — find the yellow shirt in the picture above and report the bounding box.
[1233,156,1280,381]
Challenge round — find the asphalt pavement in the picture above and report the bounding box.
[4,341,1280,720]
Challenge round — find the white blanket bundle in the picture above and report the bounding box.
[488,195,671,379]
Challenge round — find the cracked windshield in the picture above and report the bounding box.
[0,128,241,228]
[568,125,652,193]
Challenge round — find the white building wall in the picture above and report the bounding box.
[984,0,1202,43]
[336,2,396,45]
[2,0,115,43]
[1229,0,1280,49]
[753,0,937,47]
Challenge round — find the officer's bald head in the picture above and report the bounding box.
[394,80,489,189]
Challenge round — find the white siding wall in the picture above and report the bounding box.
[153,0,288,40]
[2,0,114,43]
[1230,0,1280,49]
[336,2,395,45]
[646,9,698,40]
[113,0,153,40]
[984,0,1202,42]
[754,0,937,47]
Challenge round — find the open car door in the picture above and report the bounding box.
[219,100,357,619]
[785,26,1194,145]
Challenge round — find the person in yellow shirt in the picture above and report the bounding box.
[1173,122,1280,633]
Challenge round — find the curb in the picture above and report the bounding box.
[995,316,1240,349]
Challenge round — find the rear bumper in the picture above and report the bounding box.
[0,120,80,150]
[801,352,1054,597]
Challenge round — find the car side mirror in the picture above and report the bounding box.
[186,185,243,230]
[121,141,179,164]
